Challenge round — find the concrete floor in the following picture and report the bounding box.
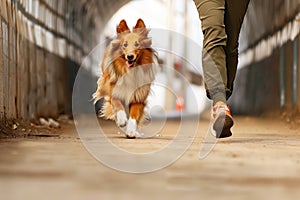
[1,116,300,200]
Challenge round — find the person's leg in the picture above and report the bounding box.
[194,0,234,138]
[193,0,227,104]
[224,0,250,99]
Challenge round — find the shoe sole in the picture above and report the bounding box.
[213,113,234,138]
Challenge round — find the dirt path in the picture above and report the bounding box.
[1,116,300,200]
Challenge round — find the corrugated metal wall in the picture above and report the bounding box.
[231,0,300,114]
[0,0,84,120]
[240,0,300,51]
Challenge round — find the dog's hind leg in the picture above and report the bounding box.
[100,98,115,120]
[126,103,145,138]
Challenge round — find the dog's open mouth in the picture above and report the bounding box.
[126,60,135,68]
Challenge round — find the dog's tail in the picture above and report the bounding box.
[92,84,103,105]
[100,98,115,120]
[92,76,106,104]
[92,92,100,104]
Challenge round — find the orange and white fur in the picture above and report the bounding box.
[93,19,157,138]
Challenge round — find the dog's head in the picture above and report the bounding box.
[112,19,152,68]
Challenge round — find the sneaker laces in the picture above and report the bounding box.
[212,103,232,119]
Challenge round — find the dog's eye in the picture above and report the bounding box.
[123,43,128,48]
[135,42,140,47]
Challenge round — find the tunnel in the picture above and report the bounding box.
[0,0,300,120]
[2,1,300,198]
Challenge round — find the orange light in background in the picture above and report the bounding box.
[176,95,185,111]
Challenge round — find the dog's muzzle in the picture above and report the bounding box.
[126,54,136,68]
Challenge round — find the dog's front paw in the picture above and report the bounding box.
[126,118,142,139]
[116,110,127,128]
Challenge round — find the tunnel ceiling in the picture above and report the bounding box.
[95,0,131,24]
[67,0,131,54]
[81,0,131,32]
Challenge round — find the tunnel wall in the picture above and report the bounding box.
[0,0,70,120]
[0,0,89,120]
[230,0,300,115]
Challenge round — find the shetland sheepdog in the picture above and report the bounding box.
[93,19,158,138]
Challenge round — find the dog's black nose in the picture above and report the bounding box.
[127,54,134,61]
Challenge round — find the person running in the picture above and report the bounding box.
[193,0,250,138]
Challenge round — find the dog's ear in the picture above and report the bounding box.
[117,20,130,34]
[133,19,149,36]
[134,19,146,29]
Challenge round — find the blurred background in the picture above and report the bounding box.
[0,0,299,120]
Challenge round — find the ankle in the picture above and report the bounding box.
[213,101,227,106]
[212,92,226,105]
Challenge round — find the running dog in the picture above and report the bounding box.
[93,19,158,138]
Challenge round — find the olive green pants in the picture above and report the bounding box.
[193,0,250,103]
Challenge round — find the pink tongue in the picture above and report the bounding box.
[126,61,133,68]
